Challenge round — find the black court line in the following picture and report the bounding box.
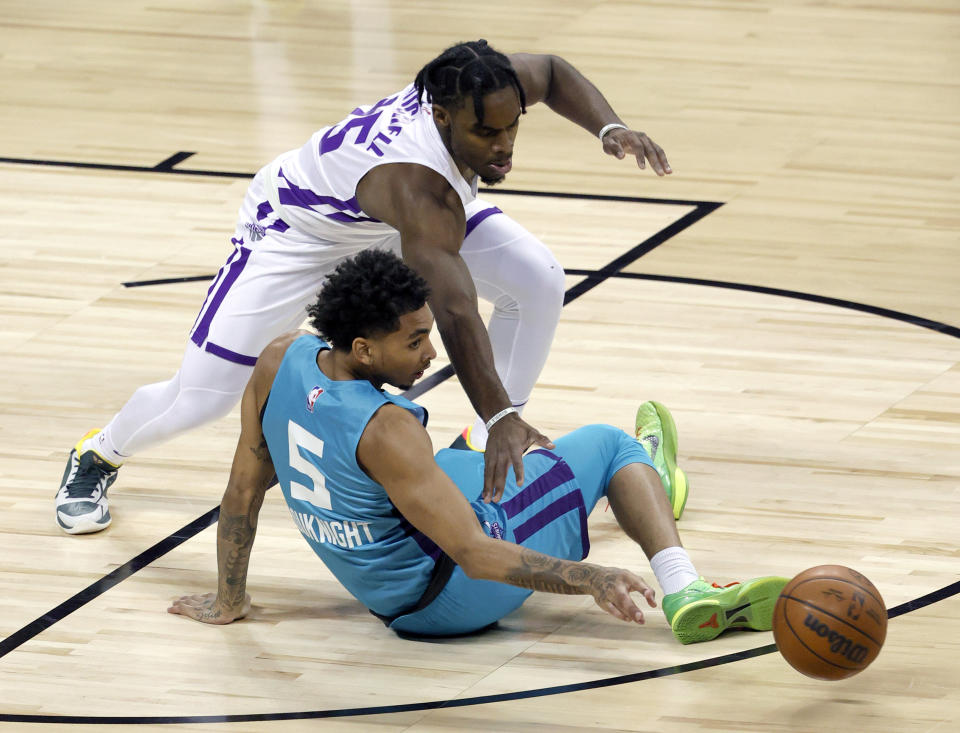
[0,152,718,209]
[0,508,220,661]
[5,198,707,663]
[0,580,956,725]
[565,271,960,340]
[0,154,253,179]
[3,151,959,724]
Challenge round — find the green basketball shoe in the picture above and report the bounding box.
[662,576,790,645]
[635,401,688,519]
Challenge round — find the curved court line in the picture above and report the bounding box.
[2,274,957,723]
[0,581,955,725]
[2,152,957,723]
[565,271,960,340]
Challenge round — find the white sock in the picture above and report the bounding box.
[650,546,699,595]
[83,431,126,467]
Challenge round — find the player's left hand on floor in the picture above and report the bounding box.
[167,591,251,625]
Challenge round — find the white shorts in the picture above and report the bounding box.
[189,170,552,366]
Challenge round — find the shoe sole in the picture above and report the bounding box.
[670,576,789,645]
[56,512,112,534]
[645,401,689,520]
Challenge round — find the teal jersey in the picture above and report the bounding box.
[262,333,438,618]
[261,334,617,630]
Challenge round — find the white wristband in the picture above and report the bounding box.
[598,123,628,140]
[484,407,518,432]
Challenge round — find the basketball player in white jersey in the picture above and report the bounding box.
[56,39,673,534]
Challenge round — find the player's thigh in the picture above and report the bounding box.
[550,425,655,513]
[459,198,565,307]
[190,237,389,364]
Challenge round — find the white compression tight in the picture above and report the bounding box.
[458,210,566,448]
[95,343,252,463]
[94,207,565,464]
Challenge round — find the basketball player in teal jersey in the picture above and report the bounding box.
[57,40,677,535]
[169,250,787,643]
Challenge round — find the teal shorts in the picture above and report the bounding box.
[388,424,654,637]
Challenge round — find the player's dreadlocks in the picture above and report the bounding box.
[414,39,527,125]
[307,249,430,350]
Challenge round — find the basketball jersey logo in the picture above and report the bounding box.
[306,386,324,412]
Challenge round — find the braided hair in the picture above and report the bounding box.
[414,39,527,125]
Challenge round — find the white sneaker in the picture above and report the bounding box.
[55,430,119,534]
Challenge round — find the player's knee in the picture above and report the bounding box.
[564,423,626,458]
[171,387,242,429]
[518,243,565,308]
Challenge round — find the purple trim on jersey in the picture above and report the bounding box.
[190,244,251,348]
[500,454,575,519]
[511,489,590,560]
[275,171,380,223]
[351,92,399,117]
[253,201,290,233]
[322,211,378,224]
[397,515,442,561]
[411,530,442,562]
[464,206,503,238]
[203,341,258,367]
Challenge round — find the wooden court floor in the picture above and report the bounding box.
[1,1,958,731]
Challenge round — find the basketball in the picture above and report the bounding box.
[772,565,887,680]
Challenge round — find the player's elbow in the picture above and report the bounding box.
[429,290,477,326]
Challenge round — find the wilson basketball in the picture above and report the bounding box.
[773,565,887,680]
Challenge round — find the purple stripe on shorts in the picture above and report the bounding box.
[464,206,503,238]
[511,489,590,560]
[190,244,251,348]
[267,219,290,233]
[203,341,258,366]
[189,243,241,333]
[500,455,575,519]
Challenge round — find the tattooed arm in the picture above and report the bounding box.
[168,333,297,625]
[359,405,657,625]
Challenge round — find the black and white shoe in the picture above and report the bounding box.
[55,429,119,535]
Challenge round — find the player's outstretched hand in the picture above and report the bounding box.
[482,414,554,503]
[167,592,251,625]
[602,128,672,176]
[589,567,657,624]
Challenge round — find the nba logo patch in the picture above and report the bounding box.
[306,386,324,412]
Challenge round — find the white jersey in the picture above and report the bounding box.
[261,84,479,244]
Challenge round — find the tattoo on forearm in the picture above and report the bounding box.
[249,434,272,462]
[504,548,603,595]
[217,509,258,608]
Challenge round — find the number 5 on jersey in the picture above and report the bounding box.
[288,420,332,510]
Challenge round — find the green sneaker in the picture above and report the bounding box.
[662,576,790,645]
[635,401,688,519]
